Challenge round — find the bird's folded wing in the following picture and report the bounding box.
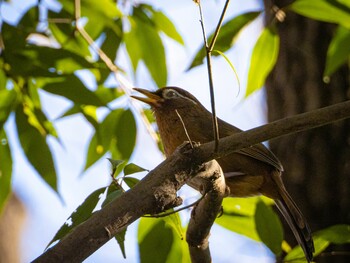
[237,144,284,172]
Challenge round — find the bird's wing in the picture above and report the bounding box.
[237,144,284,172]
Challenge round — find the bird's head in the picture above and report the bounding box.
[131,87,200,112]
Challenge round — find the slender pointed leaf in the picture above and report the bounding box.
[125,16,167,87]
[0,129,12,214]
[46,187,106,248]
[255,200,283,255]
[0,89,17,129]
[324,26,350,76]
[15,105,58,192]
[188,11,261,69]
[246,25,279,97]
[289,0,350,29]
[138,218,175,263]
[124,163,147,176]
[42,75,104,106]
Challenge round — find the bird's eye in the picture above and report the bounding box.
[163,89,179,99]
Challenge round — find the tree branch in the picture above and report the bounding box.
[186,160,226,263]
[32,100,350,262]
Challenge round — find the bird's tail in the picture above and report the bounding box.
[273,172,315,262]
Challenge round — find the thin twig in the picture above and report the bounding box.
[198,2,220,152]
[72,0,159,144]
[175,109,194,149]
[143,195,205,218]
[208,0,231,52]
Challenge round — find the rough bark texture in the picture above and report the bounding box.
[264,1,350,262]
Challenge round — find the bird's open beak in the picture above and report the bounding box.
[131,88,163,107]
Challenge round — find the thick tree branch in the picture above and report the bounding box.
[33,100,350,262]
[186,160,226,263]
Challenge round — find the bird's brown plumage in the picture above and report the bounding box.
[132,86,314,262]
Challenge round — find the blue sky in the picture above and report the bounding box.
[2,0,275,262]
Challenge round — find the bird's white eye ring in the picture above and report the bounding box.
[163,89,179,99]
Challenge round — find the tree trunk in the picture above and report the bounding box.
[264,1,350,262]
[0,194,26,263]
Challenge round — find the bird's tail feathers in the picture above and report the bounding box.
[274,182,314,262]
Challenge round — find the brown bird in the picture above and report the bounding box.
[132,86,314,262]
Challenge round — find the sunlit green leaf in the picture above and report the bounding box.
[0,129,12,214]
[100,24,123,63]
[216,197,264,241]
[289,0,350,29]
[124,163,147,176]
[0,89,17,129]
[138,218,179,263]
[246,25,279,97]
[115,228,127,259]
[188,11,261,69]
[324,26,350,76]
[42,75,104,106]
[15,104,58,192]
[84,109,125,171]
[152,11,184,45]
[0,68,7,90]
[125,16,167,87]
[46,187,106,248]
[284,224,350,262]
[123,177,140,188]
[255,200,283,255]
[48,9,91,58]
[315,224,350,244]
[163,212,184,240]
[113,109,137,160]
[94,86,124,105]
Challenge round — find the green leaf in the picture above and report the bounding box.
[46,187,106,248]
[255,200,283,255]
[188,11,261,69]
[0,129,12,214]
[113,109,137,160]
[163,212,184,240]
[100,24,123,63]
[102,183,123,208]
[324,26,350,76]
[246,25,279,97]
[60,0,122,36]
[15,104,58,192]
[48,9,91,58]
[0,89,17,129]
[115,228,127,259]
[125,16,167,87]
[84,109,135,171]
[0,68,7,90]
[315,224,350,244]
[42,75,104,106]
[123,177,140,188]
[216,197,271,241]
[152,11,184,45]
[138,218,175,263]
[84,109,123,171]
[94,86,124,104]
[284,224,350,262]
[124,163,147,176]
[289,0,350,29]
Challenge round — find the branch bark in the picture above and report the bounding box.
[32,100,350,262]
[187,160,226,263]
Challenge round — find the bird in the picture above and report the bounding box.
[131,86,314,262]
